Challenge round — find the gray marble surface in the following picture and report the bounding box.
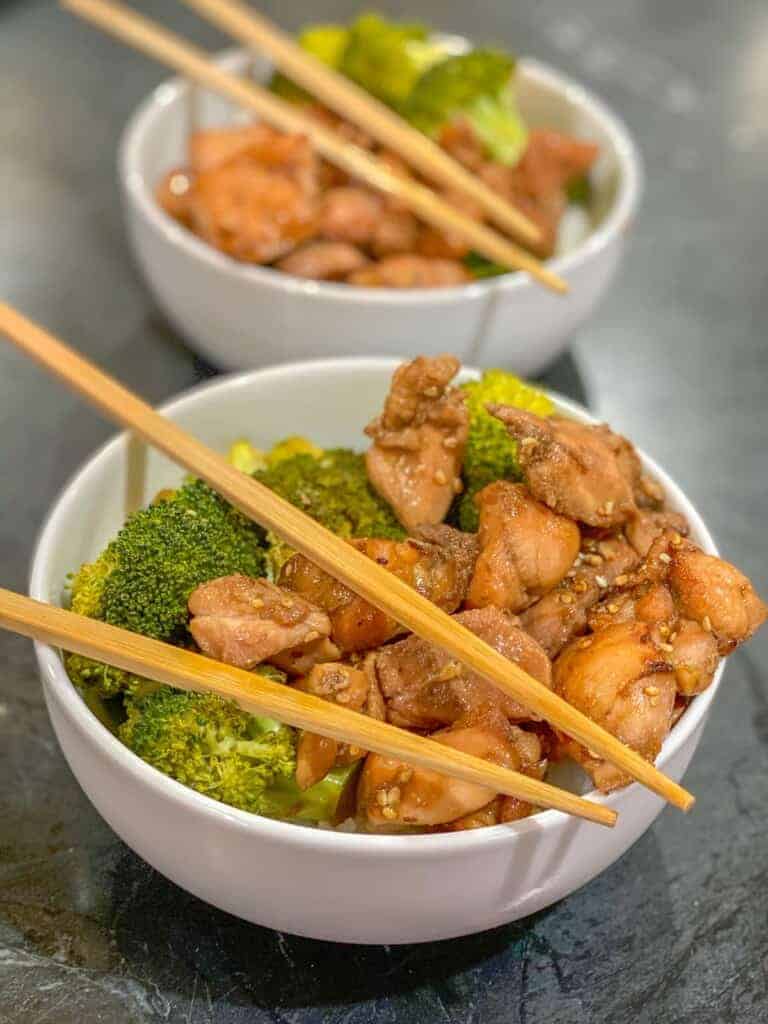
[1,1,767,1021]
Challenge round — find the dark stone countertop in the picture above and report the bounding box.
[1,1,766,1021]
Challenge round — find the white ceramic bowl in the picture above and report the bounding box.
[119,51,642,375]
[30,359,719,944]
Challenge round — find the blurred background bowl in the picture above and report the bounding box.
[30,358,718,945]
[119,50,642,375]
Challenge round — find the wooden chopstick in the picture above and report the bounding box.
[0,303,693,812]
[0,589,615,826]
[177,0,542,247]
[61,0,568,295]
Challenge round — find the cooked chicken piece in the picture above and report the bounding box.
[489,406,638,528]
[444,726,548,829]
[276,241,368,280]
[374,607,551,730]
[669,619,720,696]
[364,355,469,530]
[270,635,341,677]
[553,621,676,792]
[520,536,639,657]
[293,660,383,790]
[626,509,689,557]
[188,574,330,669]
[156,169,194,226]
[358,722,525,828]
[663,535,768,654]
[439,117,487,171]
[318,187,382,245]
[348,256,471,289]
[513,129,599,203]
[279,528,477,653]
[466,481,581,612]
[191,158,318,264]
[416,189,485,261]
[188,124,302,175]
[588,580,676,635]
[371,209,420,258]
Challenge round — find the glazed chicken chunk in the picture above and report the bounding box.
[365,355,469,530]
[553,620,677,792]
[188,574,331,669]
[489,406,640,528]
[374,606,551,730]
[520,535,639,657]
[466,481,581,612]
[293,659,383,791]
[279,527,477,654]
[358,721,536,828]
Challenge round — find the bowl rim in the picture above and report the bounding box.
[30,357,721,855]
[119,50,643,304]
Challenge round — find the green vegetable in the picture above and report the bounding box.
[270,23,350,102]
[64,652,159,701]
[121,687,355,822]
[266,435,324,466]
[255,448,405,544]
[68,477,266,644]
[228,438,267,474]
[405,50,528,165]
[566,174,593,207]
[455,369,553,530]
[338,12,444,107]
[463,251,510,280]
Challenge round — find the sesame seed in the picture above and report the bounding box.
[397,767,413,784]
[520,436,538,448]
[335,691,350,704]
[615,574,628,587]
[702,615,712,632]
[376,789,388,807]
[595,575,608,588]
[280,596,294,608]
[671,533,683,547]
[604,500,615,515]
[303,631,320,643]
[560,593,574,605]
[389,786,401,805]
[659,624,670,638]
[442,435,458,449]
[649,697,660,707]
[584,554,604,566]
[669,630,678,641]
[644,685,660,696]
[579,638,593,649]
[251,597,264,609]
[659,552,672,564]
[169,172,190,196]
[607,603,620,614]
[659,642,674,652]
[574,580,588,593]
[423,386,440,398]
[381,806,397,820]
[453,477,463,494]
[433,468,448,485]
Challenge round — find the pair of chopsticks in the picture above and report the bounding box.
[0,303,694,827]
[61,0,568,294]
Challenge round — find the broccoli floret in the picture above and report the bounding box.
[454,369,553,530]
[67,478,266,646]
[64,652,155,700]
[405,50,528,165]
[120,687,356,822]
[267,435,324,466]
[255,448,405,544]
[271,23,351,102]
[463,251,509,280]
[339,12,445,107]
[228,438,267,474]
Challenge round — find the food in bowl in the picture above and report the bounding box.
[155,11,599,287]
[61,355,767,835]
